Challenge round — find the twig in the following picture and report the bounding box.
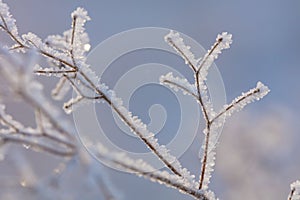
[3,15,184,177]
[1,135,75,157]
[162,79,198,99]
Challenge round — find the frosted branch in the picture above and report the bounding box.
[88,141,210,200]
[70,7,91,61]
[0,0,22,46]
[165,30,199,72]
[288,180,300,200]
[0,48,76,156]
[51,76,71,100]
[160,72,198,98]
[1,5,194,191]
[212,81,270,122]
[164,30,269,192]
[99,84,195,181]
[0,1,275,199]
[197,32,232,82]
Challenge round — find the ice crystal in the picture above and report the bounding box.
[218,81,270,119]
[289,180,300,200]
[198,32,232,82]
[51,76,71,100]
[160,72,197,96]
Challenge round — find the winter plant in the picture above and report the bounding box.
[0,1,299,199]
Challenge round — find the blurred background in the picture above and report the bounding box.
[1,0,300,199]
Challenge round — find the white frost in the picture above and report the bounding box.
[165,30,198,70]
[198,32,232,82]
[217,81,270,119]
[98,83,196,183]
[290,180,300,200]
[160,72,197,96]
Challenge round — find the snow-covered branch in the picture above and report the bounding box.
[288,180,300,200]
[0,0,195,184]
[160,72,198,99]
[0,1,203,199]
[0,48,76,157]
[87,140,210,200]
[0,0,284,199]
[164,30,269,191]
[212,81,270,122]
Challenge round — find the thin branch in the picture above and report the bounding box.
[73,70,186,176]
[94,151,208,200]
[0,109,76,153]
[162,79,198,99]
[196,37,225,190]
[34,69,77,74]
[195,72,210,123]
[2,11,186,181]
[195,71,211,190]
[211,88,260,123]
[21,92,73,140]
[0,115,21,132]
[70,16,77,67]
[78,71,185,176]
[166,37,197,73]
[0,135,75,157]
[94,176,118,200]
[288,188,295,200]
[0,14,23,47]
[197,38,223,73]
[107,98,183,177]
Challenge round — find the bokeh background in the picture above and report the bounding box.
[1,0,300,199]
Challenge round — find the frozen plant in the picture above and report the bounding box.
[288,180,300,200]
[162,30,269,190]
[0,1,299,199]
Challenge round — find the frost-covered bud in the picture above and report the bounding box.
[214,32,233,58]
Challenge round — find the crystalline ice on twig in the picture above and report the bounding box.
[199,116,224,191]
[205,190,219,200]
[0,0,20,40]
[198,32,232,82]
[71,7,91,22]
[85,140,205,199]
[51,76,71,100]
[45,34,71,52]
[289,180,300,200]
[215,81,270,120]
[22,32,73,66]
[0,104,24,132]
[70,7,91,59]
[160,72,197,97]
[165,30,198,71]
[98,83,196,183]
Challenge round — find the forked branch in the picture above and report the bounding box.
[163,30,269,191]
